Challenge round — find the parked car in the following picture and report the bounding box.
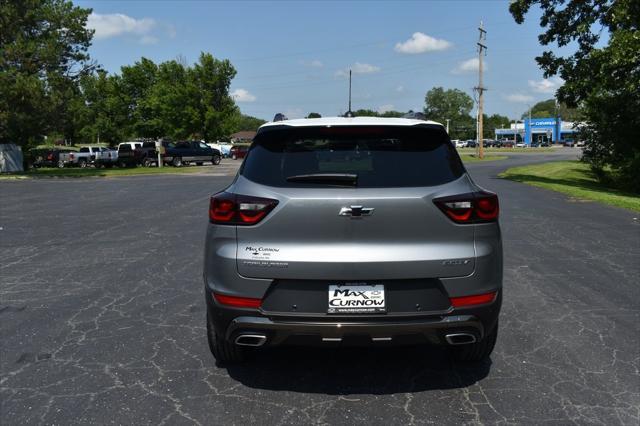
[465,140,477,148]
[576,140,585,147]
[117,144,138,168]
[30,148,74,168]
[452,139,465,148]
[501,140,515,148]
[229,145,249,160]
[530,141,550,148]
[207,141,233,158]
[204,117,502,363]
[118,142,143,151]
[58,146,117,168]
[162,141,221,167]
[136,141,161,167]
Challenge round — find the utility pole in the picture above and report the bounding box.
[348,70,352,113]
[528,105,532,145]
[475,22,487,159]
[446,119,450,134]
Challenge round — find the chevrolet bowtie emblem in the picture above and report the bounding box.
[339,206,374,217]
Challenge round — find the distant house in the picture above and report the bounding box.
[230,131,256,144]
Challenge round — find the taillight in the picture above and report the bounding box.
[433,191,499,224]
[209,192,278,225]
[213,293,262,309]
[450,291,497,308]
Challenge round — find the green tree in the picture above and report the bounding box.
[0,0,95,146]
[424,87,475,139]
[189,52,238,141]
[520,99,581,121]
[353,109,379,117]
[306,112,322,118]
[510,0,640,190]
[522,99,555,119]
[235,114,267,131]
[379,110,405,118]
[484,114,512,139]
[75,71,129,145]
[119,58,160,138]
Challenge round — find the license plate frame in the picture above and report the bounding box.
[327,284,386,314]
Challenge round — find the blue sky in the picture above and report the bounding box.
[77,0,563,121]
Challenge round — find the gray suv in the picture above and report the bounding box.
[204,117,502,363]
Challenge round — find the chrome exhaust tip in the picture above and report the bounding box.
[234,334,267,347]
[445,333,477,345]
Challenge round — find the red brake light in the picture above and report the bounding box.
[213,293,262,309]
[434,192,499,224]
[209,192,278,225]
[450,291,497,308]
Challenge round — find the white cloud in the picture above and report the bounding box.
[451,58,488,74]
[87,13,156,40]
[377,104,395,114]
[140,35,158,45]
[528,77,563,93]
[396,85,404,92]
[231,89,256,103]
[335,62,381,78]
[503,93,534,103]
[394,32,452,54]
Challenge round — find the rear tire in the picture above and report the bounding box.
[212,154,221,165]
[57,160,65,168]
[206,311,244,364]
[172,157,183,167]
[78,159,87,168]
[450,322,498,363]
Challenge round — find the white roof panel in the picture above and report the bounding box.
[259,116,444,130]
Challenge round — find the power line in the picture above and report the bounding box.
[474,21,487,159]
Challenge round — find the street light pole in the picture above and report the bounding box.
[446,119,450,134]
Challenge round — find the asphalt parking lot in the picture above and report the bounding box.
[1,149,638,425]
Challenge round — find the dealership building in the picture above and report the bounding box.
[495,117,580,144]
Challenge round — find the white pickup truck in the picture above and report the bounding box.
[58,147,118,168]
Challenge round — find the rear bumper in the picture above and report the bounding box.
[206,290,501,347]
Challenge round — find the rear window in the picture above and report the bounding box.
[241,125,464,188]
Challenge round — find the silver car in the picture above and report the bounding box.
[204,117,502,363]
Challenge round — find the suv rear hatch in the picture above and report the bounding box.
[230,124,476,281]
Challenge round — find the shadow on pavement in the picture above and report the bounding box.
[224,345,491,395]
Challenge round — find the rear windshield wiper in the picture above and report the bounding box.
[285,173,358,187]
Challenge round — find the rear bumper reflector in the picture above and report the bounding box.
[449,291,497,308]
[213,293,262,309]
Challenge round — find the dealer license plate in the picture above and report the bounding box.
[327,284,385,314]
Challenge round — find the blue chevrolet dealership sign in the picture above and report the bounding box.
[524,117,559,144]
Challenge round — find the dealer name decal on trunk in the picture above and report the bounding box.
[241,245,287,267]
[242,260,289,268]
